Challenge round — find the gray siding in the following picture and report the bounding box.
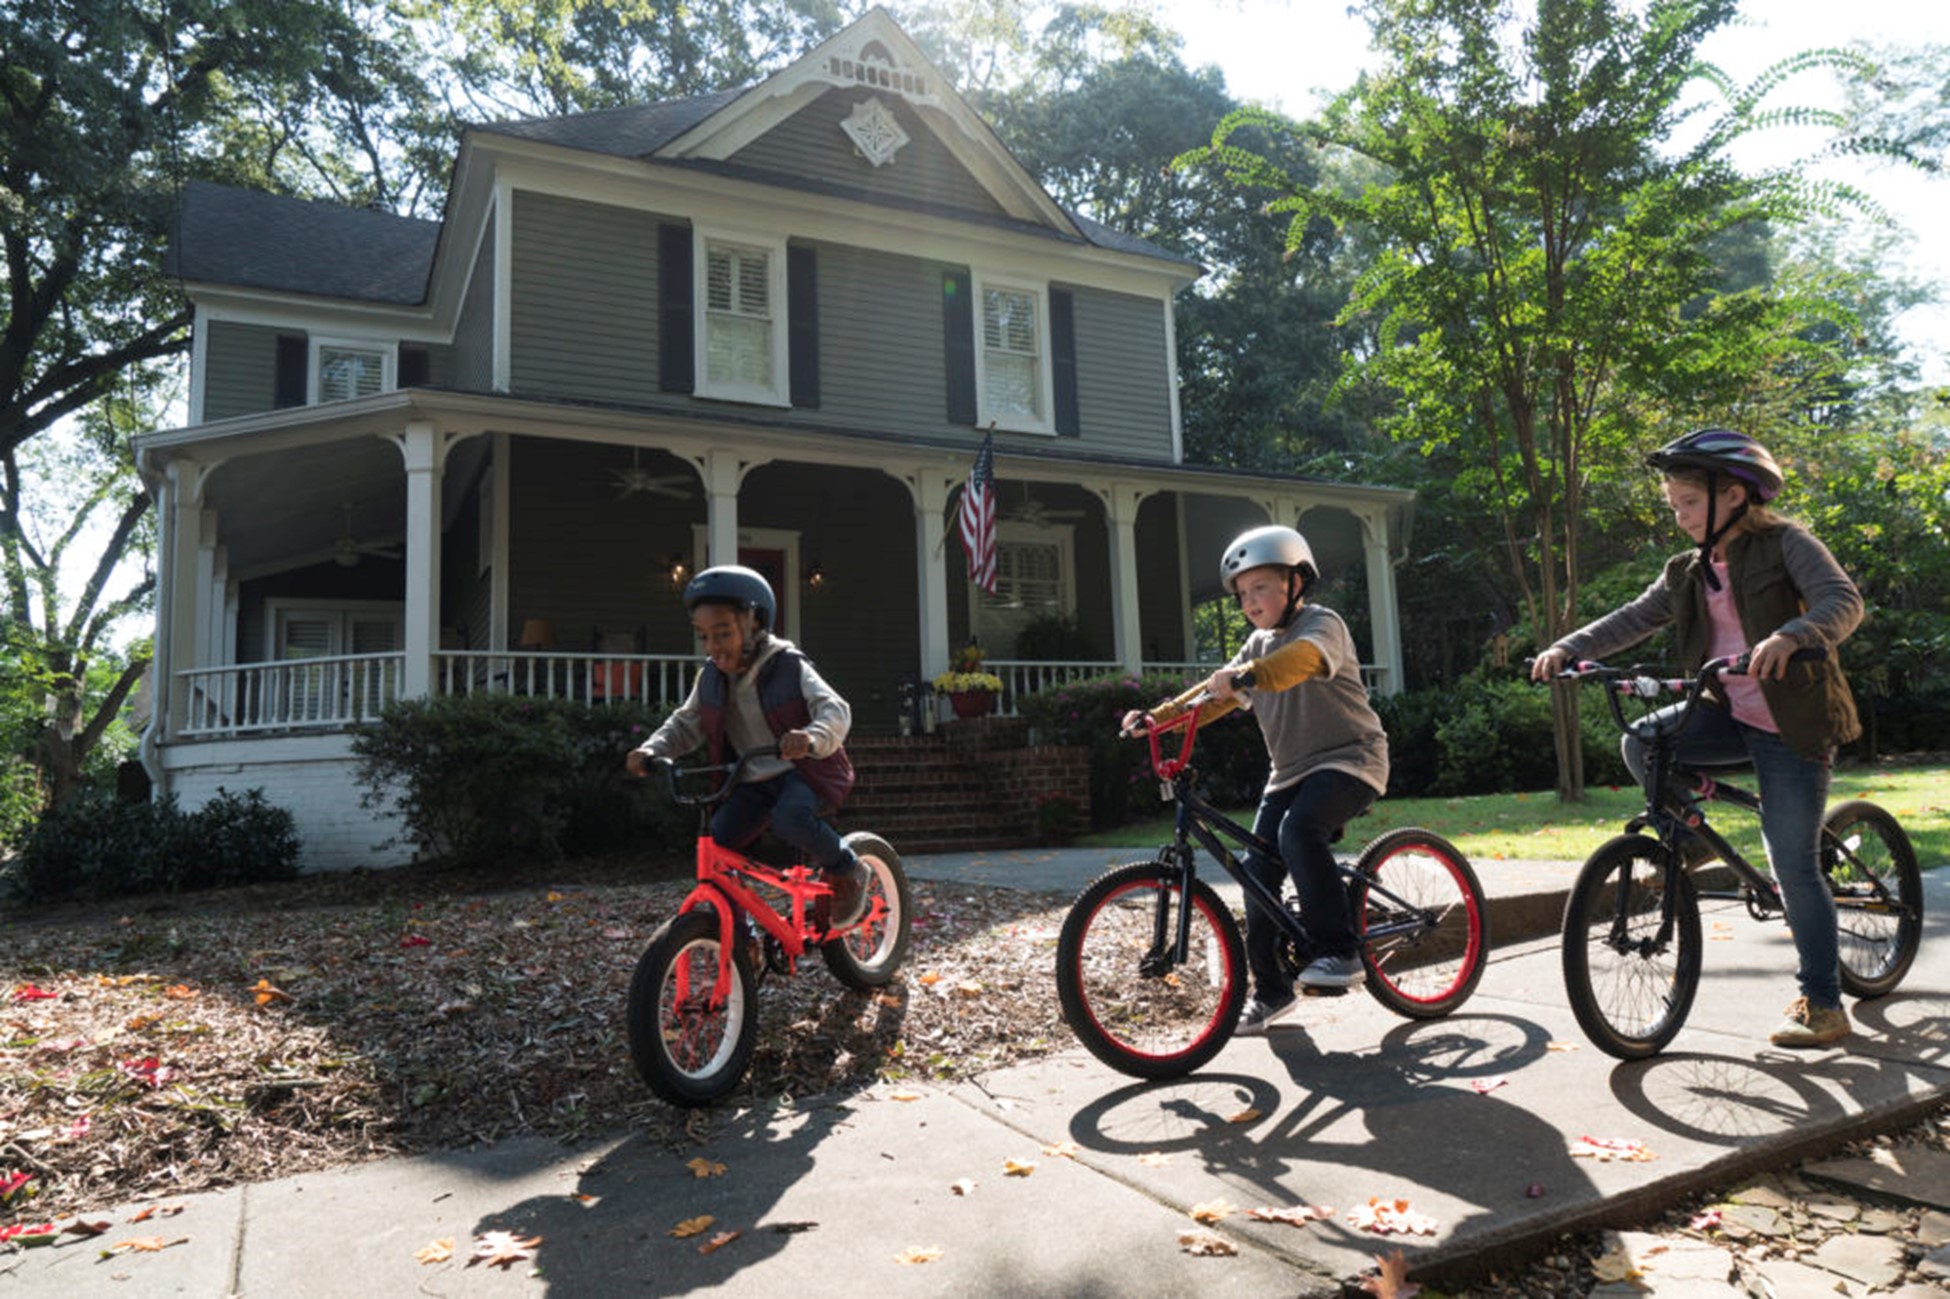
[1068,286,1175,460]
[452,222,497,392]
[804,242,958,436]
[729,88,1006,219]
[509,191,661,404]
[203,320,282,420]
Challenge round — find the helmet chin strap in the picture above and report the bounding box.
[1278,571,1306,629]
[1696,472,1748,591]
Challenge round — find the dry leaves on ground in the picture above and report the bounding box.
[0,863,1078,1223]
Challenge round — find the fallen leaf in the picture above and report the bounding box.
[10,984,57,1003]
[1590,1242,1640,1283]
[62,1219,112,1238]
[888,1090,923,1102]
[1358,1248,1422,1298]
[1042,1140,1079,1159]
[1227,1107,1262,1123]
[950,1178,977,1196]
[1571,1135,1656,1163]
[1178,1231,1237,1256]
[954,981,984,998]
[1544,1040,1580,1052]
[414,1239,454,1264]
[1138,1151,1171,1167]
[1686,1208,1722,1231]
[1469,1077,1509,1096]
[917,971,942,986]
[163,985,197,1000]
[117,1057,178,1089]
[249,978,292,1006]
[1190,1200,1236,1224]
[699,1229,741,1255]
[669,1215,715,1239]
[107,1236,188,1254]
[894,1245,943,1264]
[399,935,432,949]
[570,1193,600,1209]
[1346,1197,1440,1236]
[1247,1205,1334,1226]
[686,1157,727,1179]
[873,991,903,1008]
[468,1230,541,1269]
[1003,1159,1035,1177]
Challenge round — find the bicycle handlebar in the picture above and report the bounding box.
[1533,647,1830,737]
[647,744,782,806]
[1119,669,1257,779]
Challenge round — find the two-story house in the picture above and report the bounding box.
[134,7,1414,868]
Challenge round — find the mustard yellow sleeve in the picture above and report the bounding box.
[1246,639,1328,691]
[1146,679,1241,729]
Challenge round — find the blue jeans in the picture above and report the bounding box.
[1623,703,1838,1008]
[1243,770,1377,1001]
[710,771,847,871]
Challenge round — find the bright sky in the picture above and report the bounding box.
[1147,0,1950,384]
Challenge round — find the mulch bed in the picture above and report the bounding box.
[0,857,1077,1224]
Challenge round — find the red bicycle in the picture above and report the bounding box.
[628,746,912,1106]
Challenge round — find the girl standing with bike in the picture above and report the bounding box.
[1126,525,1390,1035]
[1531,429,1864,1048]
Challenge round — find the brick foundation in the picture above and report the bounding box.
[840,720,1091,854]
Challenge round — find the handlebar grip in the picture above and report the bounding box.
[1231,670,1256,690]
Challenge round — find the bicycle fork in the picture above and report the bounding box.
[1140,847,1198,978]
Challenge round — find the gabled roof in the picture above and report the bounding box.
[473,89,742,158]
[167,181,439,305]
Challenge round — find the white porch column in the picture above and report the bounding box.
[1102,482,1154,678]
[159,458,215,736]
[1360,510,1406,696]
[695,447,758,566]
[488,433,511,650]
[192,509,219,668]
[390,421,451,699]
[907,467,959,680]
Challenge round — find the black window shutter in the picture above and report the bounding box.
[787,244,819,408]
[1050,288,1079,437]
[273,335,308,408]
[397,344,430,388]
[942,268,975,425]
[658,223,694,394]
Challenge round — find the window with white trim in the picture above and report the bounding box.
[312,339,394,404]
[970,521,1073,655]
[697,232,789,405]
[972,275,1053,434]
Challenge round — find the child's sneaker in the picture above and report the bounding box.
[1235,993,1297,1037]
[1297,954,1365,988]
[821,855,869,927]
[1768,997,1850,1048]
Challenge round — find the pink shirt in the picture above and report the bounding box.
[1705,559,1778,732]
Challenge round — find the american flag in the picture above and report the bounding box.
[959,430,998,594]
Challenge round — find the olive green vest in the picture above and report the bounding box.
[1668,525,1860,760]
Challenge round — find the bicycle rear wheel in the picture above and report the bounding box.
[1055,861,1245,1080]
[628,907,759,1107]
[1824,800,1923,999]
[1561,835,1701,1060]
[822,831,914,989]
[1354,828,1489,1019]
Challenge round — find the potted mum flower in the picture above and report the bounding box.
[932,642,1003,718]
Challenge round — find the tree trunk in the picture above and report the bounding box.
[1550,679,1585,803]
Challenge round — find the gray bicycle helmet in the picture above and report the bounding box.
[683,564,776,631]
[1220,525,1318,595]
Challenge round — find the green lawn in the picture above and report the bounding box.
[1077,762,1950,868]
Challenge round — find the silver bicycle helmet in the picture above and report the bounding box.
[1220,525,1318,595]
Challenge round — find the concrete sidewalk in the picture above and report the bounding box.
[1,865,1943,1297]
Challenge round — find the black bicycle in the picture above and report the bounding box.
[1054,686,1490,1079]
[1549,655,1923,1060]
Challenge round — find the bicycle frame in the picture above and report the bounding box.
[1138,707,1437,966]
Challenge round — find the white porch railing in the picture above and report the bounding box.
[178,653,407,736]
[986,659,1124,716]
[434,651,696,707]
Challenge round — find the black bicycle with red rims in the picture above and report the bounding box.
[1054,691,1489,1080]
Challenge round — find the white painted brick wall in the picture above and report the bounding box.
[159,734,414,872]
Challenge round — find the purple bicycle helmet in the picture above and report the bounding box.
[1645,428,1784,502]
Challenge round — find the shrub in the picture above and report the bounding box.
[0,755,43,853]
[7,786,299,904]
[1380,676,1636,797]
[350,694,688,868]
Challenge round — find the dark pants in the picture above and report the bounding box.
[1244,769,1377,1001]
[710,771,847,870]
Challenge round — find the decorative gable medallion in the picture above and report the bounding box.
[841,96,909,167]
[822,37,938,107]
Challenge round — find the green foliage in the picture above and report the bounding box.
[7,787,298,905]
[1374,678,1631,798]
[350,694,686,868]
[0,756,44,851]
[1012,612,1097,661]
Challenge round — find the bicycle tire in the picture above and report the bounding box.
[821,832,914,989]
[1354,828,1490,1019]
[1055,861,1246,1080]
[1824,800,1923,999]
[628,907,759,1107]
[1561,835,1702,1060]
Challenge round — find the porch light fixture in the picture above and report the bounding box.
[805,562,826,590]
[668,555,690,589]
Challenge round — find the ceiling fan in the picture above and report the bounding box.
[607,447,694,501]
[1005,490,1087,527]
[333,502,402,567]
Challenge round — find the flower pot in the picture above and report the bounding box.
[948,689,996,719]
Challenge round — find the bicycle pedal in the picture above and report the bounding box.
[1301,985,1349,998]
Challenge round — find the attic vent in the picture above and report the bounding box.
[826,53,929,101]
[841,96,909,167]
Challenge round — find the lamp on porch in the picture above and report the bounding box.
[518,618,556,649]
[667,555,690,590]
[805,561,826,591]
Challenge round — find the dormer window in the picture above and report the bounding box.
[312,340,393,404]
[695,229,789,406]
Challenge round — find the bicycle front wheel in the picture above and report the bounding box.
[1055,861,1246,1080]
[1354,828,1489,1019]
[1561,836,1701,1060]
[628,907,759,1107]
[1824,800,1923,999]
[822,831,914,990]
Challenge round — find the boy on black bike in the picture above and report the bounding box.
[1124,526,1390,1035]
[1531,429,1864,1048]
[625,565,868,925]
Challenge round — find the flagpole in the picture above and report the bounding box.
[933,422,995,559]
